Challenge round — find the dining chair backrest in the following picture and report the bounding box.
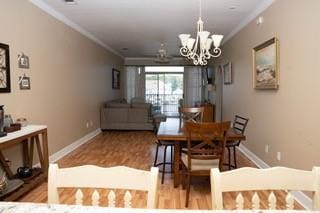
[185,121,230,169]
[48,164,159,208]
[179,107,204,127]
[210,166,320,210]
[233,115,249,134]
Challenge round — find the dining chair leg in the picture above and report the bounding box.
[227,146,231,170]
[185,173,191,207]
[153,143,160,167]
[170,146,173,171]
[181,164,186,189]
[233,146,237,169]
[161,145,168,184]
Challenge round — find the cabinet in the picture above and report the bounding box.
[201,104,215,122]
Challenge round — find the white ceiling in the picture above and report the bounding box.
[31,0,274,58]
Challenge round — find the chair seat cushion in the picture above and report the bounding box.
[181,153,219,171]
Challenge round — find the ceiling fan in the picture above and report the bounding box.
[154,43,172,64]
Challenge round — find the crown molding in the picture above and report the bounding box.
[223,0,276,43]
[125,57,184,61]
[29,0,124,59]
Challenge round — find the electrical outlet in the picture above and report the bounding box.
[265,144,269,153]
[277,152,281,161]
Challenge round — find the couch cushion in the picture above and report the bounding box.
[106,102,130,108]
[128,108,148,123]
[131,102,151,109]
[131,97,145,103]
[131,103,152,117]
[104,108,128,123]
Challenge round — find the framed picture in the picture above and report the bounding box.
[0,43,11,93]
[19,76,31,90]
[18,53,30,69]
[112,68,120,89]
[253,37,279,89]
[223,62,232,84]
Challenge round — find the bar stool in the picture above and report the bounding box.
[225,115,249,170]
[153,140,174,184]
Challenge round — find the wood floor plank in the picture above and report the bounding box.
[19,131,303,210]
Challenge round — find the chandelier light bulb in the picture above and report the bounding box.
[179,34,191,47]
[187,38,195,50]
[212,34,224,48]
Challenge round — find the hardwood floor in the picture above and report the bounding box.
[19,131,303,210]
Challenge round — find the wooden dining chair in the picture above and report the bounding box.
[48,164,158,208]
[225,115,249,170]
[182,121,230,207]
[179,107,204,128]
[210,167,320,210]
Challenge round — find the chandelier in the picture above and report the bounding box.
[178,0,223,66]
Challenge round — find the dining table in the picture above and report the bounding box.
[156,118,246,188]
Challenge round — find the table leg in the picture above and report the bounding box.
[42,129,49,177]
[22,139,30,167]
[0,151,14,178]
[35,135,45,173]
[29,137,35,168]
[174,142,180,188]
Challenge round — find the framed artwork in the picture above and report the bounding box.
[19,76,31,90]
[0,43,11,93]
[223,62,232,84]
[18,53,30,69]
[112,68,120,89]
[253,37,279,89]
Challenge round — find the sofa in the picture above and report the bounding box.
[100,99,155,131]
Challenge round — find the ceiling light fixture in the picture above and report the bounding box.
[155,44,171,64]
[178,0,223,66]
[64,0,77,5]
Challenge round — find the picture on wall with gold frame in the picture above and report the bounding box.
[253,37,279,89]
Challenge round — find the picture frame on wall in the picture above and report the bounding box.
[223,62,232,84]
[253,37,279,89]
[112,68,120,89]
[19,76,31,90]
[0,43,11,93]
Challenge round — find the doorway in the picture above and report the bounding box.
[145,67,184,117]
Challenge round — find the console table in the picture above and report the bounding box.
[0,125,48,201]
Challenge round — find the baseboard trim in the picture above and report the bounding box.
[238,144,269,169]
[49,129,101,163]
[238,144,312,210]
[34,129,101,167]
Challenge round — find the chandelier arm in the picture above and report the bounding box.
[208,47,222,58]
[180,47,189,57]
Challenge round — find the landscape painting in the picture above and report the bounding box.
[253,37,279,89]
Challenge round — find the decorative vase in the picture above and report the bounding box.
[3,115,13,128]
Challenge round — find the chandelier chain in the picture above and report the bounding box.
[199,0,202,18]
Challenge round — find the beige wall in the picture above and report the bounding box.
[0,0,124,169]
[214,0,320,169]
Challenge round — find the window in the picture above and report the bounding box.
[145,67,184,116]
